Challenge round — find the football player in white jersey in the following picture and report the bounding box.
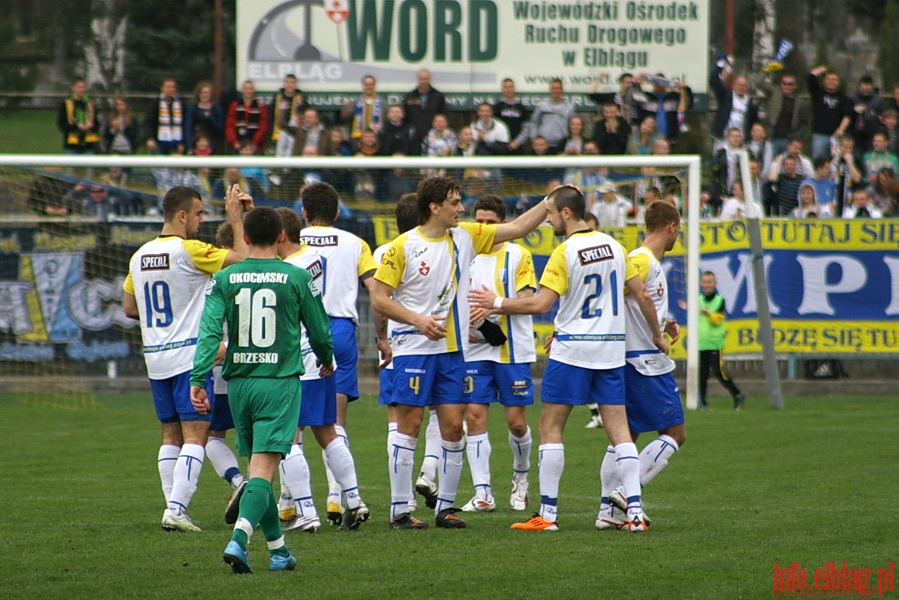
[371,176,551,529]
[274,206,371,533]
[373,194,430,513]
[123,185,250,532]
[469,184,651,532]
[461,195,536,514]
[296,182,379,522]
[600,200,684,529]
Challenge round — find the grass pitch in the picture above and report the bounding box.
[0,392,895,599]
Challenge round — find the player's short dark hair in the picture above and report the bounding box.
[416,176,461,224]
[275,206,303,243]
[472,195,506,220]
[812,155,832,169]
[644,200,680,232]
[162,186,200,221]
[548,185,585,220]
[395,193,419,234]
[215,222,233,249]
[244,207,282,247]
[301,182,339,224]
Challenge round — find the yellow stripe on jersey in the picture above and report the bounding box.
[356,239,377,277]
[182,239,229,275]
[539,241,570,297]
[459,221,497,255]
[373,231,410,289]
[623,248,650,295]
[514,247,538,292]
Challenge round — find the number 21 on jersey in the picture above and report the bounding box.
[581,271,619,319]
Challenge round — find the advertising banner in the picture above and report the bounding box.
[373,218,899,355]
[237,0,710,109]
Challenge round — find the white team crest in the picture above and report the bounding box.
[308,279,321,297]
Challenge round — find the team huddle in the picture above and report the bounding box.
[123,177,686,574]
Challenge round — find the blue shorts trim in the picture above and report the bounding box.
[391,352,465,407]
[300,376,337,427]
[210,393,234,431]
[540,360,625,406]
[150,371,213,423]
[331,317,359,401]
[464,361,534,406]
[378,368,394,406]
[624,365,684,433]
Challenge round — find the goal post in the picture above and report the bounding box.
[0,152,701,408]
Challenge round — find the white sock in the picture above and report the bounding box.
[157,444,180,504]
[388,431,417,520]
[420,410,440,482]
[466,432,492,500]
[599,445,618,501]
[614,442,642,514]
[322,448,340,498]
[508,427,532,478]
[639,434,679,486]
[537,443,564,522]
[435,438,465,513]
[168,443,204,514]
[205,437,243,488]
[386,421,397,459]
[280,443,317,518]
[324,438,361,510]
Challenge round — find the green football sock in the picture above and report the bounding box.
[231,478,274,547]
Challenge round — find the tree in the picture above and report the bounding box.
[123,0,235,95]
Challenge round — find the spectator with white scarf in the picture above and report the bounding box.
[145,78,184,155]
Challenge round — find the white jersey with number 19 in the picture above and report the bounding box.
[124,235,229,379]
[538,230,627,369]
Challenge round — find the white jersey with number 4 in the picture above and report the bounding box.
[124,236,228,379]
[299,225,377,322]
[624,246,676,376]
[538,230,627,369]
[467,242,537,364]
[374,222,496,357]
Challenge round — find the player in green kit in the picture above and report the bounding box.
[190,206,333,574]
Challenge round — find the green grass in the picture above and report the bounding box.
[0,392,895,599]
[3,110,62,154]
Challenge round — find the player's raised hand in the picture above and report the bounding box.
[190,385,210,415]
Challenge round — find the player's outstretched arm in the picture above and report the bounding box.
[223,184,252,266]
[469,284,558,316]
[493,194,551,244]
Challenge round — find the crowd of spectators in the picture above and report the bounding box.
[47,63,899,220]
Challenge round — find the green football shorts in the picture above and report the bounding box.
[227,376,301,457]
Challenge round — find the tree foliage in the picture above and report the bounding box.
[122,0,235,93]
